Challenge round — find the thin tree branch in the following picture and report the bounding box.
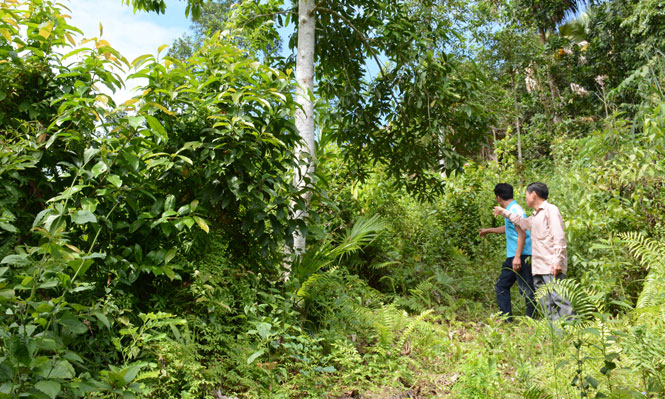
[237,7,296,27]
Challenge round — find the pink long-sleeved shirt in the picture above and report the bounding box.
[500,201,568,275]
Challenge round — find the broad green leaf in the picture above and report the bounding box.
[146,115,168,142]
[129,219,145,233]
[36,360,75,379]
[58,313,88,335]
[84,148,100,164]
[91,161,108,178]
[71,210,97,225]
[247,349,265,365]
[93,311,111,329]
[0,382,12,394]
[107,174,122,188]
[182,217,195,229]
[255,322,272,340]
[1,254,30,265]
[122,151,140,170]
[164,195,175,211]
[35,381,61,399]
[121,364,142,384]
[128,115,146,129]
[0,289,15,299]
[193,216,209,233]
[164,248,176,264]
[0,223,18,233]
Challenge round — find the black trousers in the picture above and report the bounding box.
[495,255,536,320]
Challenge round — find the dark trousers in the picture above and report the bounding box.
[496,255,536,320]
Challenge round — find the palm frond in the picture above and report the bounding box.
[293,215,386,287]
[330,214,387,259]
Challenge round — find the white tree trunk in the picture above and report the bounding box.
[286,0,316,275]
[511,71,523,164]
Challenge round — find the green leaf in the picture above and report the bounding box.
[164,248,176,264]
[247,349,265,365]
[1,254,30,265]
[91,161,108,178]
[146,115,168,142]
[0,382,12,394]
[121,364,142,384]
[164,195,175,211]
[192,216,209,233]
[93,311,111,329]
[35,381,61,399]
[107,174,122,188]
[583,328,601,338]
[83,148,100,164]
[122,151,140,170]
[128,115,146,129]
[129,219,145,233]
[58,313,88,335]
[182,217,195,229]
[255,322,272,341]
[585,376,599,389]
[36,360,75,379]
[0,222,19,233]
[71,210,97,225]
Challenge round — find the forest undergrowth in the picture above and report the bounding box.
[2,0,665,398]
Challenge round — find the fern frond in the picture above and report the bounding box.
[296,267,339,299]
[619,232,665,271]
[618,232,665,311]
[395,309,434,352]
[523,386,553,399]
[534,278,603,324]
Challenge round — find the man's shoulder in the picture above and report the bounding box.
[507,201,526,215]
[544,201,562,214]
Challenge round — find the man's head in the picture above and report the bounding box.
[494,183,514,207]
[525,182,548,208]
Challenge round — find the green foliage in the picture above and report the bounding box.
[0,1,307,396]
[620,232,665,314]
[293,214,386,294]
[4,0,665,397]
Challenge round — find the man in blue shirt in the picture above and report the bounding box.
[479,183,536,320]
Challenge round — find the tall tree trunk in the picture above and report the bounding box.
[539,28,561,123]
[287,0,316,274]
[510,70,523,164]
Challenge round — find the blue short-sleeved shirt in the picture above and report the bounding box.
[505,200,532,258]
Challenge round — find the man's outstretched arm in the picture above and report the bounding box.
[494,206,532,231]
[479,225,505,237]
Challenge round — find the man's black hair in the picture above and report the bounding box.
[526,182,549,199]
[494,183,514,201]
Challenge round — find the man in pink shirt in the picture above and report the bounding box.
[493,182,573,320]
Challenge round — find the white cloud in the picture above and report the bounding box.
[64,0,189,103]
